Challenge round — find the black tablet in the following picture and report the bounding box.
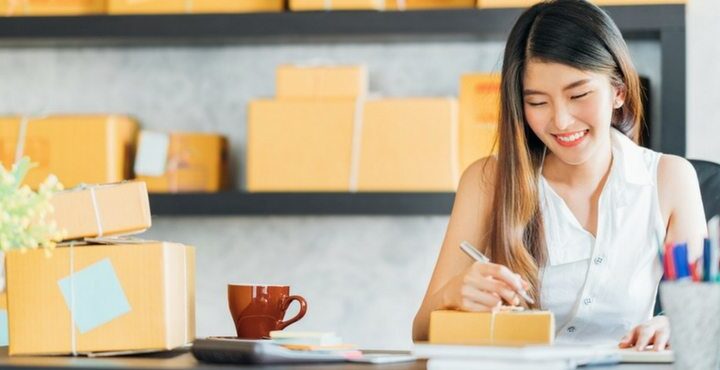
[191,337,416,365]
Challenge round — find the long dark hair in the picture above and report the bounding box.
[487,0,643,308]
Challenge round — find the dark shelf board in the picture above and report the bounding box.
[0,5,683,44]
[149,192,455,215]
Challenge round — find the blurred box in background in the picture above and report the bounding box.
[247,99,357,192]
[386,0,475,10]
[477,0,684,7]
[0,0,104,16]
[6,242,195,356]
[276,65,368,99]
[49,181,152,241]
[289,0,383,11]
[0,115,137,190]
[107,0,284,14]
[134,131,229,193]
[358,98,459,192]
[459,73,499,174]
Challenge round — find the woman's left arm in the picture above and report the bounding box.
[619,155,708,351]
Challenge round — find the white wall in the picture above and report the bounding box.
[687,0,720,162]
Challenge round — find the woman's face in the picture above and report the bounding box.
[522,60,624,166]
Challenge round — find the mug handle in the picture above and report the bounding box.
[278,295,307,330]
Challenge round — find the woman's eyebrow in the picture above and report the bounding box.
[522,78,592,96]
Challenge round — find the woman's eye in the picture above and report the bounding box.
[571,91,592,100]
[527,101,546,107]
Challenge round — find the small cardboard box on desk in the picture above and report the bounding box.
[429,309,554,346]
[4,181,196,356]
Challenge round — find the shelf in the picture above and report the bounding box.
[2,5,686,216]
[149,192,455,215]
[0,5,683,43]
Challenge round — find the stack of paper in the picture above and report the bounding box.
[269,331,354,351]
[414,343,621,370]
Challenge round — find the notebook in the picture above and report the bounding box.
[618,348,673,363]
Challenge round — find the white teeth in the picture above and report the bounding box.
[557,130,586,142]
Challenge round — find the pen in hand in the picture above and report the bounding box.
[459,241,535,305]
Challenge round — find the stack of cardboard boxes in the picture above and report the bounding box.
[0,115,228,193]
[3,181,196,356]
[107,0,284,14]
[477,0,685,7]
[0,0,687,16]
[248,64,460,192]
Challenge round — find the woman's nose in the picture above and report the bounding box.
[551,103,575,131]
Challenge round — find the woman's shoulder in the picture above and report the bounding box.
[657,154,698,188]
[456,155,498,207]
[461,155,498,191]
[657,154,701,220]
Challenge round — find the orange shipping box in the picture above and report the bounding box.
[276,65,368,99]
[358,98,459,191]
[477,0,684,7]
[134,132,229,193]
[289,0,383,11]
[386,0,475,10]
[107,0,284,14]
[459,74,499,173]
[0,0,104,16]
[247,99,357,191]
[0,115,138,190]
[6,242,195,356]
[49,181,151,241]
[429,310,554,346]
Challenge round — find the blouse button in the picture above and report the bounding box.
[583,297,593,305]
[567,326,576,333]
[594,256,604,265]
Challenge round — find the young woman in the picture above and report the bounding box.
[413,0,706,351]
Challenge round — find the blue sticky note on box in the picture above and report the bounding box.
[0,310,7,346]
[57,258,131,334]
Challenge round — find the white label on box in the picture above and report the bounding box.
[134,130,170,177]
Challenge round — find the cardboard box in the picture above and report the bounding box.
[459,73,499,173]
[5,242,195,356]
[247,99,357,192]
[386,0,475,10]
[107,0,284,14]
[276,65,368,99]
[477,0,684,7]
[134,132,229,193]
[429,310,554,346]
[358,98,459,191]
[0,0,104,16]
[289,0,384,11]
[49,181,152,241]
[0,115,138,190]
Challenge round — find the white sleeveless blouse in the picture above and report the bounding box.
[539,128,665,345]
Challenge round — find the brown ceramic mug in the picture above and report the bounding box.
[228,284,307,339]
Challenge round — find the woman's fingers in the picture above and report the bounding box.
[634,324,655,351]
[618,328,638,349]
[474,276,520,305]
[653,328,670,351]
[459,284,502,311]
[472,262,527,292]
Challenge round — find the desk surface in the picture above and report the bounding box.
[0,348,673,370]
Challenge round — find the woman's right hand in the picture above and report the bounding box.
[442,262,531,312]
